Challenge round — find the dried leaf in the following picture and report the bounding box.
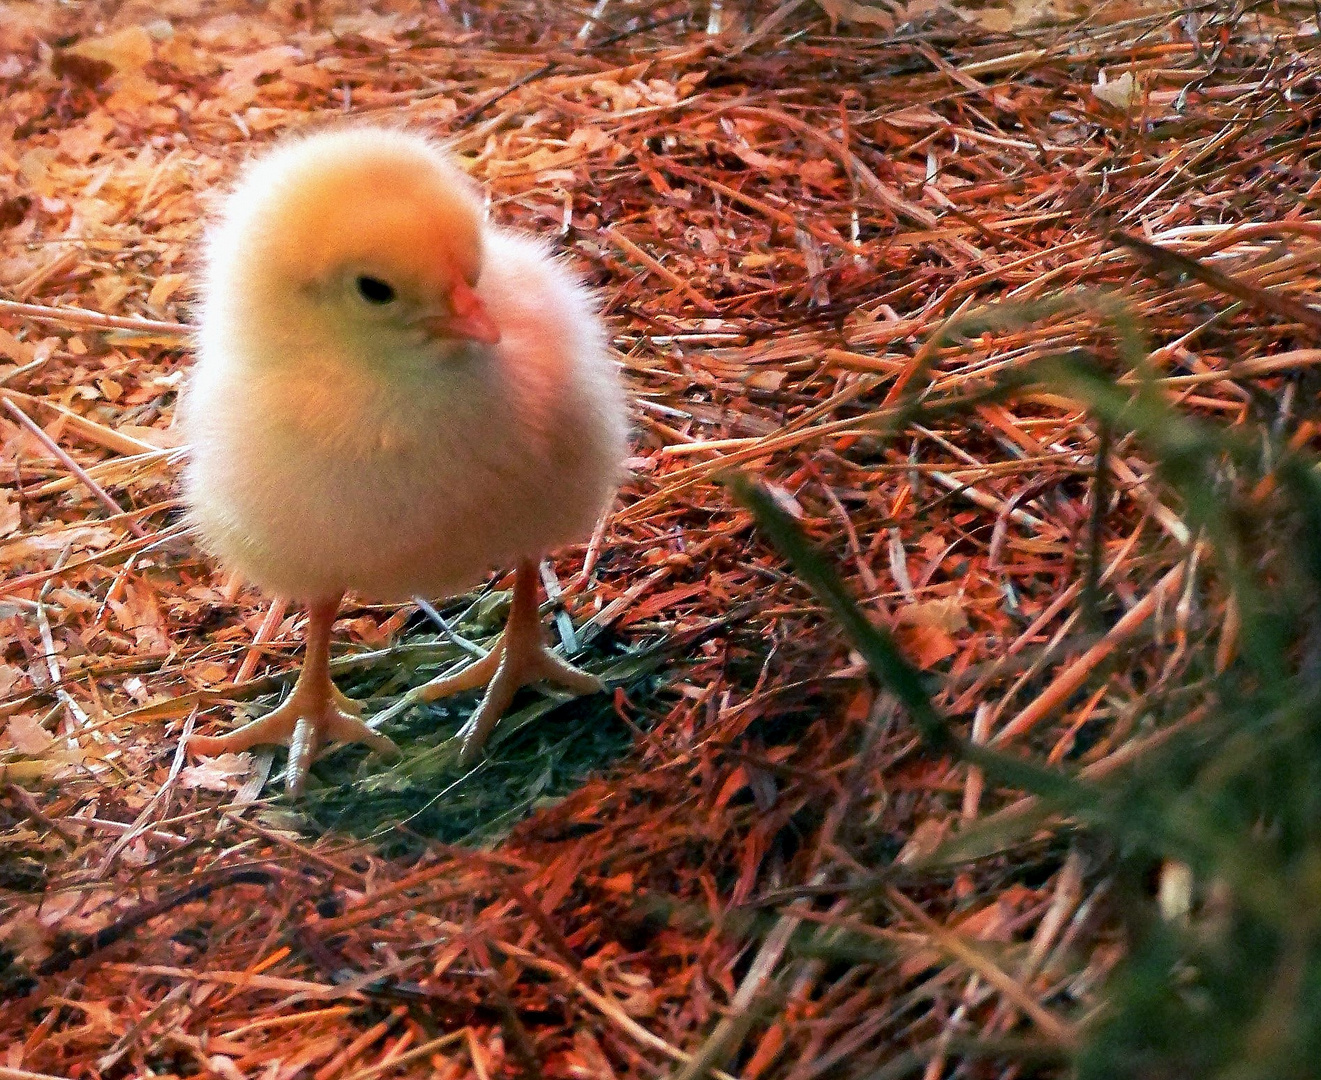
[113,580,172,654]
[65,25,155,72]
[178,753,253,792]
[896,598,969,634]
[1093,71,1139,110]
[7,714,54,755]
[812,0,897,30]
[0,490,20,539]
[146,272,188,309]
[895,622,958,668]
[896,818,948,864]
[0,663,23,696]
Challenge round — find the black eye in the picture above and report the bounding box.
[355,275,396,305]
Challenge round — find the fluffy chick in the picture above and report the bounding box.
[183,126,627,794]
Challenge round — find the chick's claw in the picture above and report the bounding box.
[186,596,399,796]
[454,636,602,767]
[332,683,364,716]
[189,689,397,797]
[408,560,604,766]
[413,642,503,699]
[283,693,399,796]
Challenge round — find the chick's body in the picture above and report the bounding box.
[187,230,622,602]
[182,127,626,792]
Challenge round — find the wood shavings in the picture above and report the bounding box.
[0,1,1317,1076]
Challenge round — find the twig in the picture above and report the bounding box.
[1,395,150,538]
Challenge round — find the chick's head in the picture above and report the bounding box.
[202,127,501,377]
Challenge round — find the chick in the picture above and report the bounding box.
[182,126,627,794]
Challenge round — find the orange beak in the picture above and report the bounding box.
[421,279,501,345]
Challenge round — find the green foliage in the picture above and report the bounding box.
[729,289,1321,1079]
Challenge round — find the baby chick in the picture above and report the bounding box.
[183,126,627,794]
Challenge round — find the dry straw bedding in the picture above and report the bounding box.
[0,1,1317,1077]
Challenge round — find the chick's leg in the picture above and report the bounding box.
[187,595,399,795]
[412,560,602,765]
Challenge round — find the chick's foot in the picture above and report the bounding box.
[410,560,603,765]
[187,596,398,795]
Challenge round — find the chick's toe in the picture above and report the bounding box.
[189,688,397,797]
[405,560,603,764]
[187,598,398,795]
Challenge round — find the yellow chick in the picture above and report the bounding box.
[182,126,627,795]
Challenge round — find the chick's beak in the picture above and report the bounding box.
[421,280,501,345]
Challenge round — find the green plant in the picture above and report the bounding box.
[728,290,1321,1079]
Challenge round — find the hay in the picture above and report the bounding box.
[1,1,1319,1075]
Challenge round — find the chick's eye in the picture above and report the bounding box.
[355,275,397,305]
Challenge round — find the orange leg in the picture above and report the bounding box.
[410,560,602,765]
[187,595,399,796]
